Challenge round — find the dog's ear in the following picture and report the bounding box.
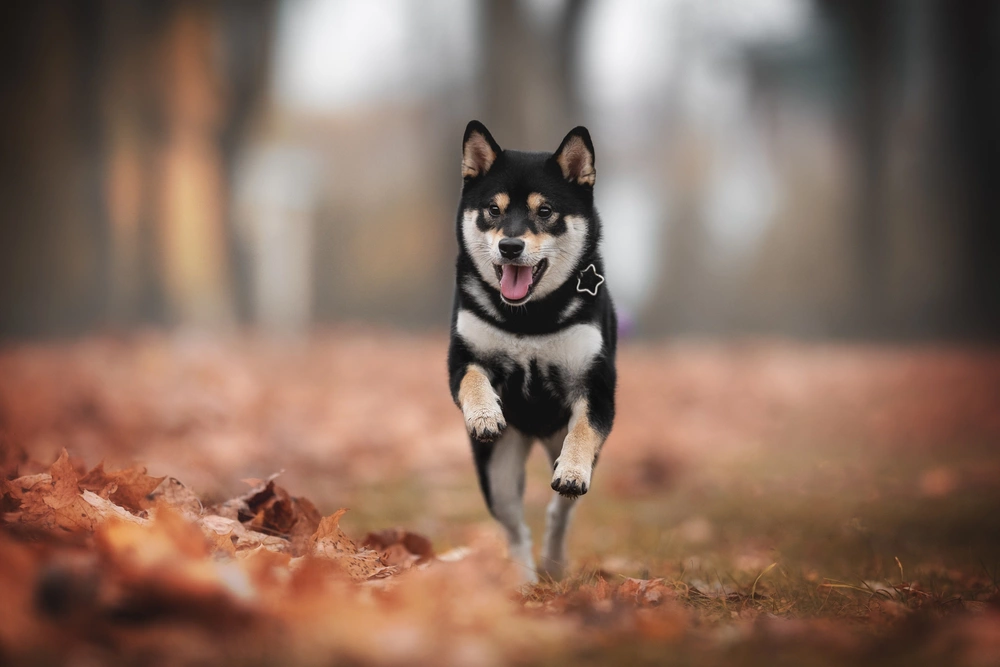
[462,121,501,180]
[553,126,596,187]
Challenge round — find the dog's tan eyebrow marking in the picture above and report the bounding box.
[491,192,510,213]
[527,193,546,213]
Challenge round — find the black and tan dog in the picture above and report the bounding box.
[448,121,617,583]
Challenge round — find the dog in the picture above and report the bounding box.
[447,120,617,583]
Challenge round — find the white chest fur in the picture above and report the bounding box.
[455,309,603,386]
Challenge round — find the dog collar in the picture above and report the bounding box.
[576,264,605,296]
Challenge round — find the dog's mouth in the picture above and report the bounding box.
[494,259,548,305]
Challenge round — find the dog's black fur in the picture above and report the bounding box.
[447,121,617,527]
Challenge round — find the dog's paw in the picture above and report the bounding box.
[550,459,591,497]
[465,402,506,442]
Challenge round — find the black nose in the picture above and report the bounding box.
[498,238,525,259]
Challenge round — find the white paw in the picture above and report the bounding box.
[464,401,506,442]
[551,460,591,497]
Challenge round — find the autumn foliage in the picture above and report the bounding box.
[1,333,999,666]
[2,448,567,665]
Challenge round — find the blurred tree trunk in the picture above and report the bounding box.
[0,1,274,337]
[817,0,893,336]
[555,0,587,124]
[215,1,277,324]
[934,0,1000,338]
[482,0,588,148]
[0,2,111,337]
[156,4,234,327]
[103,2,174,327]
[819,0,1000,339]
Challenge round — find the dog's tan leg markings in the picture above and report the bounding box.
[551,399,603,497]
[459,364,506,442]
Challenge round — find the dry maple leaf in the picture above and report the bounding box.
[210,473,283,521]
[246,483,321,547]
[197,513,290,556]
[78,461,165,513]
[210,475,321,556]
[4,450,145,532]
[307,509,390,581]
[196,514,240,557]
[148,477,203,515]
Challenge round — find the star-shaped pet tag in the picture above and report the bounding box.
[576,264,605,296]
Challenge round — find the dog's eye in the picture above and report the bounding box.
[537,205,552,219]
[488,204,502,218]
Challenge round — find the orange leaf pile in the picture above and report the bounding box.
[0,449,576,665]
[3,450,147,533]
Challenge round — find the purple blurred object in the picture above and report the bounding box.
[617,308,636,340]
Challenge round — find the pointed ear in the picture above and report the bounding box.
[462,121,501,180]
[553,126,596,186]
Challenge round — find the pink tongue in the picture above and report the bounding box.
[500,265,533,301]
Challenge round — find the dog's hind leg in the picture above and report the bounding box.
[538,428,576,581]
[472,426,537,583]
[539,493,576,581]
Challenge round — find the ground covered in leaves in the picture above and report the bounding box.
[1,331,999,666]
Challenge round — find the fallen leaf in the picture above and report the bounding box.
[210,473,283,521]
[198,513,290,556]
[4,450,145,532]
[618,578,675,606]
[362,527,435,569]
[307,509,390,581]
[148,477,203,515]
[210,476,320,555]
[79,461,165,513]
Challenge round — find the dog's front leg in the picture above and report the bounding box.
[458,364,506,442]
[551,399,605,497]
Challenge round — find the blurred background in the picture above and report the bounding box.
[2,8,1000,661]
[2,0,999,341]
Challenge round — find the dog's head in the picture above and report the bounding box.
[457,121,599,306]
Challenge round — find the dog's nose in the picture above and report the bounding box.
[498,238,525,259]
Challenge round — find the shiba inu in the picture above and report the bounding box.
[448,121,617,583]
